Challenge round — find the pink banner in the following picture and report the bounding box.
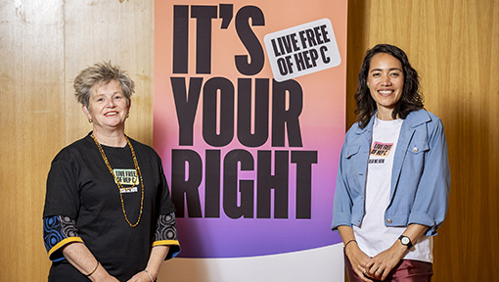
[154,0,346,258]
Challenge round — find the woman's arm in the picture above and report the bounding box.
[365,223,429,281]
[62,242,119,282]
[406,116,450,235]
[43,215,118,281]
[337,225,374,282]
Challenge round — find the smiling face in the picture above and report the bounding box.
[82,79,130,133]
[367,53,405,119]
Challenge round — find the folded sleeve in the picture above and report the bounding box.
[43,215,83,262]
[152,213,181,260]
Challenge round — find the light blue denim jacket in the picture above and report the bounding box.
[332,110,450,236]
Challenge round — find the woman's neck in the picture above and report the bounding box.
[92,128,127,147]
[376,108,398,121]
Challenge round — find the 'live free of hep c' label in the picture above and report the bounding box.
[264,18,341,82]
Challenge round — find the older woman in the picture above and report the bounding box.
[43,62,180,282]
[332,44,450,281]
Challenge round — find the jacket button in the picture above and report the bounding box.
[413,147,418,152]
[387,219,392,223]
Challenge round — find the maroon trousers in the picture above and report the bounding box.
[344,252,433,282]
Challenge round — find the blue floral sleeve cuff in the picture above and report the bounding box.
[43,215,83,262]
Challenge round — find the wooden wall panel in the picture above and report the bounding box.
[0,0,153,281]
[347,0,499,281]
[64,0,154,146]
[0,1,65,280]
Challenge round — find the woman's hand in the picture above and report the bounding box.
[126,270,154,282]
[365,224,430,280]
[345,242,375,282]
[364,242,407,281]
[337,226,374,281]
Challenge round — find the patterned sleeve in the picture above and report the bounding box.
[152,212,181,260]
[43,215,83,262]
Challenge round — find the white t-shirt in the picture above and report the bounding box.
[353,117,433,263]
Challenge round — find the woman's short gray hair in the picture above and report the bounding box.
[73,61,135,108]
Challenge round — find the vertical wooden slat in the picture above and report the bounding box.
[0,0,65,280]
[347,0,499,281]
[0,1,154,281]
[64,0,154,146]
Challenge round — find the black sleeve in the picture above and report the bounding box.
[43,151,81,219]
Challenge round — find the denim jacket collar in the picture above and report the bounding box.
[354,109,431,135]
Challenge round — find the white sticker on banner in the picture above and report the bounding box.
[264,18,341,82]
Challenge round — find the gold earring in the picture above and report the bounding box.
[88,119,93,123]
[126,113,129,118]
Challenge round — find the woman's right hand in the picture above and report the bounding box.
[345,243,374,282]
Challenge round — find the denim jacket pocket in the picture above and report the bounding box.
[344,145,364,191]
[345,145,361,159]
[407,139,429,155]
[405,138,429,176]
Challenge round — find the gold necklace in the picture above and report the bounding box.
[91,133,144,228]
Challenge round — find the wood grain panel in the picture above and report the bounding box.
[0,0,153,281]
[0,1,65,280]
[347,0,499,281]
[64,0,154,146]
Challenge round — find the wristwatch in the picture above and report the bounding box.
[398,235,413,249]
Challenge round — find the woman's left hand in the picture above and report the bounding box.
[126,271,154,282]
[364,242,407,281]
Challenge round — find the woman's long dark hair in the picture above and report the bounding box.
[354,44,424,129]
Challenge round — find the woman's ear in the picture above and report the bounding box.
[82,105,92,122]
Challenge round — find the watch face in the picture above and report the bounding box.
[401,237,410,245]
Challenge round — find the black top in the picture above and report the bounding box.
[43,133,176,281]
